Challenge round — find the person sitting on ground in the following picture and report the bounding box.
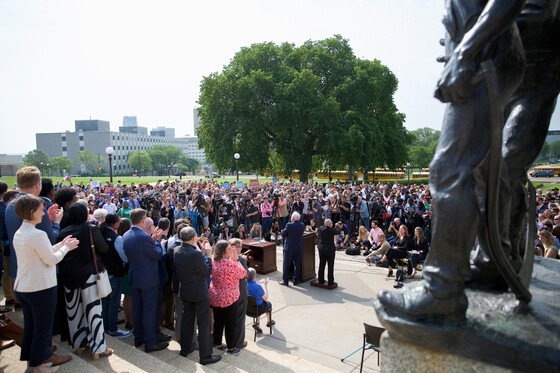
[334,221,350,250]
[269,220,282,244]
[366,233,391,265]
[233,224,247,240]
[249,223,262,240]
[406,227,430,279]
[354,225,370,249]
[218,225,232,241]
[365,220,384,254]
[377,225,412,277]
[246,268,274,333]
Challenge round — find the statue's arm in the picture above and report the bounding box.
[435,0,526,103]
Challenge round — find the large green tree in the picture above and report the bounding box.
[127,151,152,176]
[179,157,201,174]
[197,35,410,182]
[24,149,50,174]
[146,145,184,176]
[74,150,103,176]
[50,156,74,176]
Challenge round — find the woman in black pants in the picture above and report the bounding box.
[407,227,430,278]
[378,225,412,277]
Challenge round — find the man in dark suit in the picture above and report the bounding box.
[123,209,168,353]
[174,227,221,366]
[280,212,305,286]
[317,219,337,286]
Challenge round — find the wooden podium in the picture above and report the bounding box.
[241,239,277,274]
[301,231,317,282]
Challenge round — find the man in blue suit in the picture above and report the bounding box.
[280,212,305,286]
[123,209,168,353]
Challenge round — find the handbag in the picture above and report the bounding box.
[90,227,112,298]
[0,314,24,346]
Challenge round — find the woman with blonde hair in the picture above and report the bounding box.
[355,225,370,249]
[250,223,262,240]
[539,230,559,259]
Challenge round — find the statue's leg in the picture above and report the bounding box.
[377,84,491,321]
[503,87,559,260]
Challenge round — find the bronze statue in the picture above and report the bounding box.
[376,0,560,325]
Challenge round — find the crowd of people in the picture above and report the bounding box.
[1,166,559,371]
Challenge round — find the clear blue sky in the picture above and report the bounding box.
[1,0,558,154]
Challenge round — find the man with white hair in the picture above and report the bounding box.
[279,212,305,286]
[92,208,108,225]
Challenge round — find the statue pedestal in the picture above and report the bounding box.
[380,333,514,373]
[375,257,560,372]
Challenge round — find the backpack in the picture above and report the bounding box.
[345,246,361,256]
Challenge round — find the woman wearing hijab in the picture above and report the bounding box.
[58,201,113,360]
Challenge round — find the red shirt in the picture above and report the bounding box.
[209,259,247,308]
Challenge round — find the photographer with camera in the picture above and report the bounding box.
[218,197,234,229]
[339,195,352,230]
[260,197,273,239]
[271,193,288,229]
[196,194,211,229]
[245,199,260,229]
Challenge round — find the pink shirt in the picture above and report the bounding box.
[209,259,247,308]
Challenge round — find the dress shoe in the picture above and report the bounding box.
[293,282,300,286]
[377,281,468,323]
[13,303,22,310]
[44,353,72,366]
[236,341,248,349]
[200,355,221,365]
[134,341,144,348]
[0,339,15,350]
[145,342,168,353]
[157,333,172,343]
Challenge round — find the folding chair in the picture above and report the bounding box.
[360,323,384,371]
[246,296,273,342]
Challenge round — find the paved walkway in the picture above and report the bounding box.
[0,245,406,372]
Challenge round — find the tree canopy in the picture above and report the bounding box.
[24,149,50,174]
[74,150,103,176]
[408,127,440,167]
[197,35,411,182]
[50,156,73,176]
[127,151,152,176]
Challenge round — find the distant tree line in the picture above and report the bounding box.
[23,145,200,177]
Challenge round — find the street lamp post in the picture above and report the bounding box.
[105,146,114,184]
[234,153,240,181]
[407,163,411,182]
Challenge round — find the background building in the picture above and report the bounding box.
[37,117,206,175]
[0,154,24,177]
